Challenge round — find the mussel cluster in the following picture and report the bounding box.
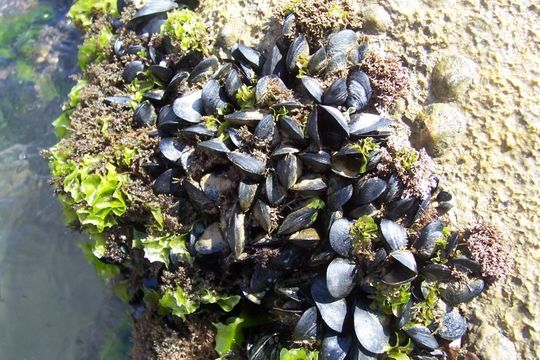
[67,1,495,359]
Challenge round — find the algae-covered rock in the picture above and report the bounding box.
[414,102,466,157]
[431,55,477,101]
[469,324,517,360]
[362,4,392,33]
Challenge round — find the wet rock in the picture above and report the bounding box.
[362,5,392,33]
[413,103,466,157]
[469,324,517,360]
[431,55,477,100]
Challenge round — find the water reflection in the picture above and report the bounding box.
[0,1,130,359]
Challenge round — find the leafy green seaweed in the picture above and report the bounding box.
[68,0,118,29]
[78,26,114,70]
[280,348,319,360]
[160,9,207,54]
[132,232,191,268]
[351,137,378,174]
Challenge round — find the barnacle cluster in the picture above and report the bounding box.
[46,0,514,359]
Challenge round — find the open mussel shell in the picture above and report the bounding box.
[308,105,349,150]
[232,43,264,70]
[353,299,390,354]
[293,306,319,341]
[133,101,157,127]
[300,76,324,103]
[329,218,353,257]
[349,113,392,137]
[288,228,320,249]
[194,222,229,255]
[331,144,370,179]
[225,110,265,126]
[130,0,177,23]
[290,175,327,196]
[404,325,439,350]
[311,275,348,333]
[440,278,485,305]
[321,332,353,360]
[382,250,418,285]
[173,91,204,123]
[326,257,357,299]
[227,151,266,177]
[380,219,408,250]
[413,220,443,259]
[437,309,467,341]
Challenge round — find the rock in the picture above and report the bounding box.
[413,103,466,157]
[431,55,477,100]
[362,5,392,33]
[217,23,241,50]
[469,324,517,360]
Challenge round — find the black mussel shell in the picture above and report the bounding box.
[404,325,439,350]
[346,70,371,110]
[149,63,173,83]
[198,138,231,154]
[308,47,328,75]
[293,306,319,341]
[153,168,182,195]
[133,101,156,127]
[353,299,390,354]
[326,257,357,299]
[450,256,482,276]
[421,263,452,282]
[308,105,349,150]
[159,138,185,164]
[189,56,219,84]
[286,35,309,73]
[349,113,392,137]
[288,228,320,249]
[300,150,332,173]
[413,220,443,259]
[437,309,467,341]
[225,110,265,127]
[130,0,177,23]
[278,116,305,143]
[232,43,264,70]
[321,332,352,360]
[104,95,133,107]
[327,182,353,211]
[322,78,348,106]
[122,60,145,83]
[262,45,284,76]
[201,79,229,115]
[172,91,204,123]
[238,181,259,212]
[300,76,324,103]
[327,30,358,58]
[382,250,418,285]
[329,218,353,257]
[276,153,302,189]
[194,222,228,255]
[224,67,243,103]
[277,203,319,235]
[380,219,408,250]
[265,173,287,205]
[441,278,485,305]
[311,275,348,333]
[349,344,377,360]
[352,177,387,205]
[227,151,266,177]
[253,200,272,233]
[290,176,327,195]
[224,205,246,259]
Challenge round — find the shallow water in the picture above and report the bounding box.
[0,1,130,359]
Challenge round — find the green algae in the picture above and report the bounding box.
[160,9,207,54]
[68,0,118,30]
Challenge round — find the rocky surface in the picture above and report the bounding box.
[196,0,540,358]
